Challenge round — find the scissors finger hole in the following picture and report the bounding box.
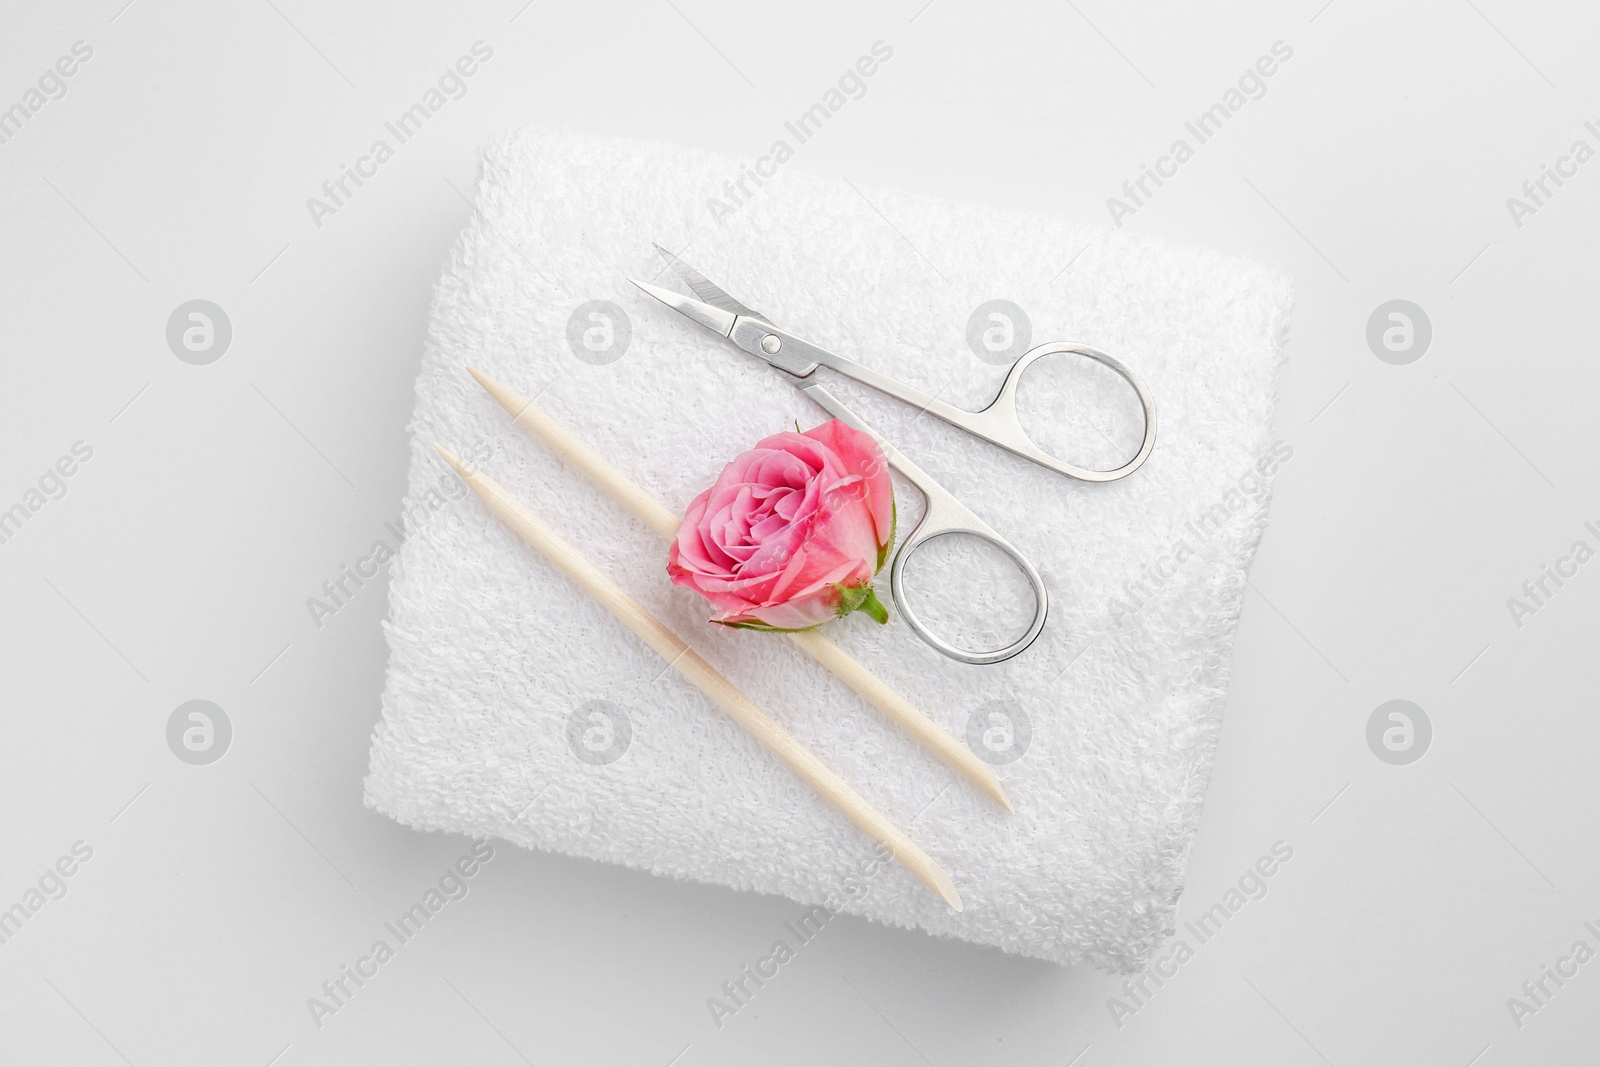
[1015,350,1149,473]
[895,532,1040,653]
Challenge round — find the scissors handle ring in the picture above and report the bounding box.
[945,341,1158,483]
[796,380,1050,665]
[888,509,1050,667]
[733,322,1156,484]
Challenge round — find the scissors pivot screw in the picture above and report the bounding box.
[760,334,783,354]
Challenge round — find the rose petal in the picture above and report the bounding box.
[803,419,893,552]
[667,419,895,627]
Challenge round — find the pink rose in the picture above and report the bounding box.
[668,419,895,631]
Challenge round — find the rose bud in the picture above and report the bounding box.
[667,419,894,631]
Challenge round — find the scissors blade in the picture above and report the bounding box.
[633,248,822,379]
[628,278,737,337]
[653,244,765,320]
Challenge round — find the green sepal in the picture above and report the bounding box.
[876,499,898,573]
[712,618,814,634]
[855,585,889,624]
[834,582,889,624]
[705,578,891,635]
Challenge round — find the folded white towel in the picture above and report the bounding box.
[363,127,1292,972]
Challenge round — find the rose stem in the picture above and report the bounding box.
[467,365,1012,813]
[435,444,962,911]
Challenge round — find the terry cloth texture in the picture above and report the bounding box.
[364,127,1293,972]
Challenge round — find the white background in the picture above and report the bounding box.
[2,1,1597,1064]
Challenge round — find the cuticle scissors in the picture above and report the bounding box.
[629,245,1156,665]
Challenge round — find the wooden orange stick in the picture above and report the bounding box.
[436,445,961,910]
[467,365,1012,812]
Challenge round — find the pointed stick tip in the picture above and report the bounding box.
[894,844,962,911]
[934,870,964,912]
[466,363,509,404]
[949,742,1013,813]
[466,365,535,427]
[432,442,467,476]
